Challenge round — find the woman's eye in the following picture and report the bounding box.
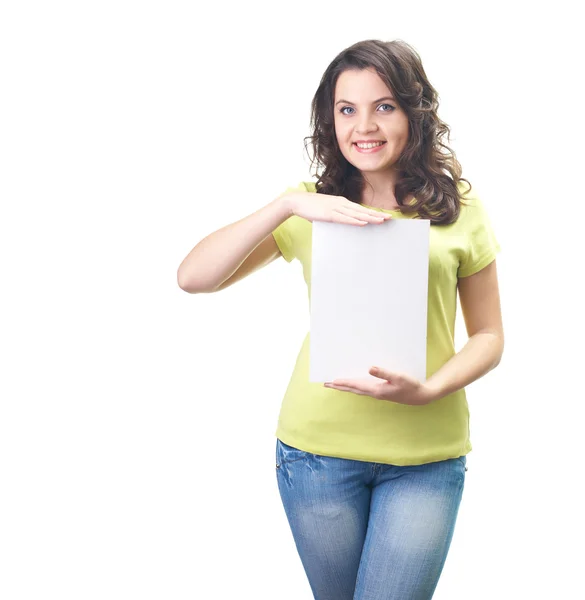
[339,104,395,115]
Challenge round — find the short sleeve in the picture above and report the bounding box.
[458,193,501,278]
[271,182,306,263]
[272,217,295,263]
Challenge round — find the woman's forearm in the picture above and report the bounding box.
[177,194,293,293]
[425,331,504,402]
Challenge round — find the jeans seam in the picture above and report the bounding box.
[456,456,468,471]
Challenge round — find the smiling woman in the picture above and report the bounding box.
[270,39,503,600]
[179,37,503,600]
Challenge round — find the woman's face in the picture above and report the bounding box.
[333,68,409,174]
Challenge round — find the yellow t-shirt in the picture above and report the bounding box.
[271,181,501,466]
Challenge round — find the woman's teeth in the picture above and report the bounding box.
[355,142,385,149]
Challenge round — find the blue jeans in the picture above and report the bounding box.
[275,438,467,600]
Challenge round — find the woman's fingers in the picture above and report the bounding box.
[341,207,392,224]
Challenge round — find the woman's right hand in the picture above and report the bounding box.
[284,192,393,225]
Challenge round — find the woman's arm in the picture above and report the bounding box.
[323,255,503,406]
[424,259,504,401]
[177,194,293,293]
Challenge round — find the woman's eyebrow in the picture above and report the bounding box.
[335,96,396,105]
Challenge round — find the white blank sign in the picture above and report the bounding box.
[309,219,430,383]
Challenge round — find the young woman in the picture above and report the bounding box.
[178,39,504,600]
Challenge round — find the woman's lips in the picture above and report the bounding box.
[353,142,387,154]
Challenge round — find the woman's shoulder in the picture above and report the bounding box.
[281,180,317,198]
[288,181,317,193]
[455,181,486,220]
[457,180,478,202]
[453,181,497,237]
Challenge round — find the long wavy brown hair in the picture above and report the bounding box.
[304,39,471,225]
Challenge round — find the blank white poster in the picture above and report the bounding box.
[309,219,430,383]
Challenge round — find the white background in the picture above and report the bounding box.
[1,1,583,598]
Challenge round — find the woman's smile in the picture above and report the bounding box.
[353,141,387,153]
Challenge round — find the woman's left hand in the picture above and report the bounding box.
[323,366,435,406]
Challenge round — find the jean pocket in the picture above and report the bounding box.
[275,439,312,469]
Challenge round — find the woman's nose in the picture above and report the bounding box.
[356,115,378,134]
